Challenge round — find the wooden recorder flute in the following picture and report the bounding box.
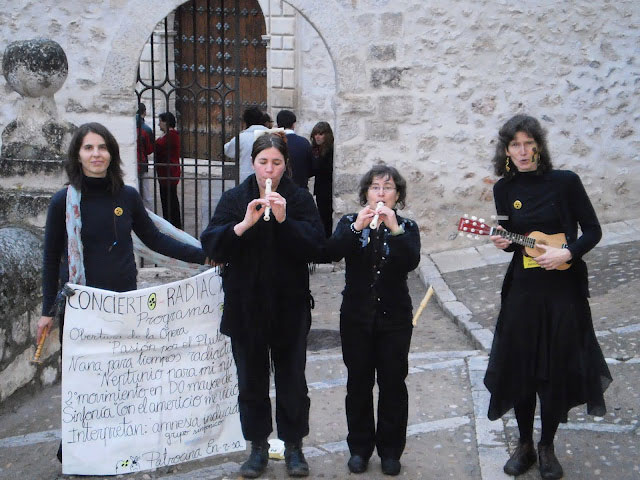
[264,178,272,221]
[32,324,51,364]
[412,285,434,326]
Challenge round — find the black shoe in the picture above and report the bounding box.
[284,441,310,477]
[503,440,536,476]
[239,440,269,478]
[538,443,563,479]
[380,457,401,476]
[347,454,369,473]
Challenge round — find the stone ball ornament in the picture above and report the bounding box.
[2,38,68,98]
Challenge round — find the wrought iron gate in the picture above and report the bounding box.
[135,0,267,238]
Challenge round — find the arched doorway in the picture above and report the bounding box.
[136,0,267,236]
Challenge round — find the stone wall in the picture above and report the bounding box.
[0,0,638,253]
[0,227,60,403]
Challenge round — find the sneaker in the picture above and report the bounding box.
[239,439,269,478]
[538,443,563,479]
[284,441,310,477]
[503,440,536,476]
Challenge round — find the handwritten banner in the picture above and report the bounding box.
[61,269,245,475]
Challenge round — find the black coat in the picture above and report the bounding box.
[285,133,313,190]
[320,213,421,330]
[200,174,325,344]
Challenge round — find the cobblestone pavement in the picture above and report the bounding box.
[1,220,638,480]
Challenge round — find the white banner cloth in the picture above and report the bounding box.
[61,269,245,475]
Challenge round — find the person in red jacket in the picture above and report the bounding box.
[155,111,182,229]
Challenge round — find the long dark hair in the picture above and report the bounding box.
[65,122,124,193]
[358,164,408,209]
[251,132,292,178]
[492,114,553,178]
[310,121,334,157]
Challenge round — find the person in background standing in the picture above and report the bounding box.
[224,106,268,182]
[310,121,334,237]
[263,111,274,129]
[276,110,313,190]
[155,111,182,229]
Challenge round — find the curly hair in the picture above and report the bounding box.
[492,114,553,178]
[357,164,408,209]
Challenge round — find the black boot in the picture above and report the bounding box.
[538,443,563,479]
[284,441,310,477]
[503,440,536,476]
[239,439,269,478]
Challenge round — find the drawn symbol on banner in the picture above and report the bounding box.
[119,459,130,467]
[148,293,157,310]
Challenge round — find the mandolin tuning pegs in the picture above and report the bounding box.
[471,216,477,221]
[474,235,479,240]
[479,218,485,223]
[463,213,469,218]
[458,232,464,237]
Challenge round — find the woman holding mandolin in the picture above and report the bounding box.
[483,115,612,480]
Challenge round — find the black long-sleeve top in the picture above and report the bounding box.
[41,176,205,315]
[494,169,601,297]
[321,213,421,329]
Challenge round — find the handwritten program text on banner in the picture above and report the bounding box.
[61,269,245,475]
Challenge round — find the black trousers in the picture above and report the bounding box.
[340,320,413,460]
[231,326,310,443]
[315,191,333,238]
[159,183,182,230]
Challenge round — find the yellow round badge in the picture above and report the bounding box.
[147,293,157,310]
[114,207,123,216]
[513,200,522,210]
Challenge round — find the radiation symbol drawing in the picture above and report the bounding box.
[147,293,157,310]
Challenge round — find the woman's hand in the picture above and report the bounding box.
[234,198,270,236]
[490,226,512,250]
[375,205,399,232]
[267,192,287,223]
[37,316,53,344]
[354,206,376,231]
[534,244,572,270]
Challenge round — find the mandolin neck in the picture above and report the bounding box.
[491,227,536,248]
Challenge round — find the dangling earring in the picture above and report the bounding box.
[505,156,511,172]
[532,150,540,164]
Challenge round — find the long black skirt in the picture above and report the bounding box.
[484,268,612,423]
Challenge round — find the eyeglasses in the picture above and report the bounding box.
[368,185,396,193]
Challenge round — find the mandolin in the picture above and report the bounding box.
[457,215,571,270]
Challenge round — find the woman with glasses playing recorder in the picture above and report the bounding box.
[317,164,420,476]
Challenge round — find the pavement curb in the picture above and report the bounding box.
[417,256,493,352]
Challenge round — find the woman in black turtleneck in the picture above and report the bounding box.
[483,115,612,480]
[37,123,205,344]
